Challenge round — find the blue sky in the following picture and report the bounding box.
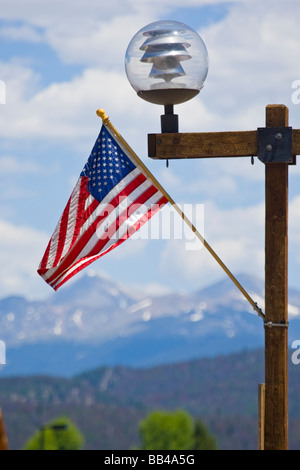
[0,0,299,300]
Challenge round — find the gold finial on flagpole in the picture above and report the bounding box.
[96,109,109,124]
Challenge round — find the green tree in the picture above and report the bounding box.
[139,410,194,450]
[23,416,84,450]
[193,418,218,450]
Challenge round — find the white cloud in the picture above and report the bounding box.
[158,193,300,291]
[0,0,298,145]
[0,66,136,139]
[0,219,50,299]
[0,0,133,29]
[179,0,300,132]
[0,155,41,174]
[0,0,235,33]
[45,14,141,69]
[0,188,297,301]
[0,24,43,42]
[0,60,40,102]
[159,200,265,287]
[289,195,300,260]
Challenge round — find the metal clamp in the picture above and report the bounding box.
[264,321,289,329]
[257,127,293,163]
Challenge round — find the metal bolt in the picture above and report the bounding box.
[266,144,273,151]
[275,132,283,140]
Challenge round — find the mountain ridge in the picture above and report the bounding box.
[0,272,299,377]
[1,348,300,450]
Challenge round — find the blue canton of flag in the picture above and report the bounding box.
[81,126,136,201]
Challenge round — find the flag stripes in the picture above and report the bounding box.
[38,124,168,290]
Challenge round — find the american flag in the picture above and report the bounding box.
[38,124,168,290]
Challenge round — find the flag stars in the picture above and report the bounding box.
[82,127,136,201]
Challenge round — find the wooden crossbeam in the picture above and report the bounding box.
[148,129,300,159]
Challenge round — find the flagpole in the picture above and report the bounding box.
[96,109,264,320]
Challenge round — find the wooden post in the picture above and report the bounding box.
[264,104,289,450]
[258,383,265,450]
[146,103,297,449]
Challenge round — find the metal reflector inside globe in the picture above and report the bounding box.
[125,20,208,106]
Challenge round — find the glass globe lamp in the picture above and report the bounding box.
[125,20,208,132]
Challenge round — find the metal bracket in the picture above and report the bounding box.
[264,321,289,329]
[161,105,179,133]
[257,127,293,163]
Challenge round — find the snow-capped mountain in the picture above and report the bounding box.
[0,272,299,376]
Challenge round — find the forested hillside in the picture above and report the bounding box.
[1,348,300,450]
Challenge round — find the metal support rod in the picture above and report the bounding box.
[264,104,289,450]
[161,104,178,133]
